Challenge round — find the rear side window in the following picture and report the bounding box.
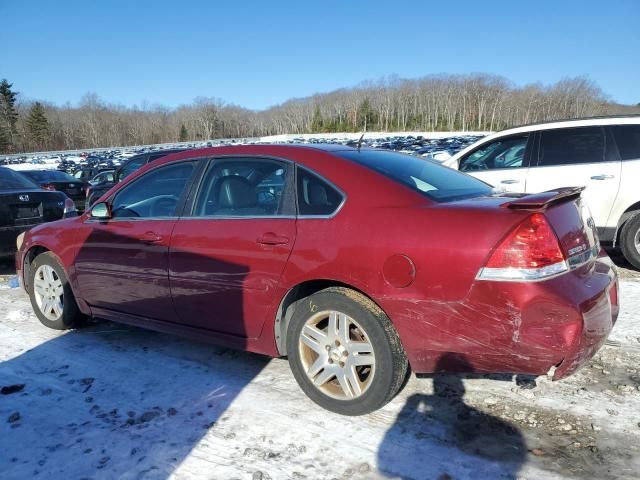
[538,127,605,166]
[611,125,640,160]
[297,168,343,216]
[339,149,492,202]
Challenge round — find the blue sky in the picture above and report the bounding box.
[1,0,638,110]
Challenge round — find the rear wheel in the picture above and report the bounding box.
[620,214,640,270]
[286,287,408,415]
[29,252,85,330]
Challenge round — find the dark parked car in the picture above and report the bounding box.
[0,167,76,257]
[85,149,185,208]
[89,169,115,185]
[19,169,88,212]
[16,145,618,415]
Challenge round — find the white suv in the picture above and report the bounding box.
[443,116,640,269]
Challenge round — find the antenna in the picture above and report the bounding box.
[357,132,365,151]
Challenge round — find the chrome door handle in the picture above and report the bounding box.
[500,179,519,184]
[590,175,614,180]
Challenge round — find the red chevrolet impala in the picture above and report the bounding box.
[15,144,619,415]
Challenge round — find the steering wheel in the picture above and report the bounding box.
[150,195,178,217]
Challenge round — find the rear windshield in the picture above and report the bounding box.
[0,168,38,189]
[23,170,76,182]
[338,149,493,202]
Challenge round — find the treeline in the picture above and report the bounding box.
[1,74,638,154]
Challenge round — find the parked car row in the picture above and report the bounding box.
[283,134,486,161]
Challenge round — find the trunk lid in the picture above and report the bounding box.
[0,189,67,227]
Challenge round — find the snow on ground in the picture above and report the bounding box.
[0,268,639,480]
[5,162,58,171]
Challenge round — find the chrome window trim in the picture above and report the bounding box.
[85,216,180,223]
[177,215,297,221]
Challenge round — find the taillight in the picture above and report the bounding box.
[477,213,568,281]
[41,183,56,191]
[63,197,77,216]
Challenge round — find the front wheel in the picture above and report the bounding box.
[620,214,640,270]
[286,287,408,415]
[29,252,85,330]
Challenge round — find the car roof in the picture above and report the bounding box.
[154,143,356,164]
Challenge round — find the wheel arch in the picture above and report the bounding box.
[613,201,640,247]
[273,278,387,356]
[22,244,51,293]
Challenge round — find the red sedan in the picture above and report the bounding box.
[15,144,619,415]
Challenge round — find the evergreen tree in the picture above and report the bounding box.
[358,97,375,131]
[0,124,9,153]
[311,105,323,133]
[26,102,50,150]
[0,79,19,151]
[179,124,188,141]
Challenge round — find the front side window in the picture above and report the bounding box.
[297,168,344,216]
[611,125,640,161]
[339,149,492,202]
[538,127,605,166]
[459,135,529,171]
[111,161,195,218]
[193,158,293,217]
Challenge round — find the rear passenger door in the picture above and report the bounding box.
[457,134,531,192]
[525,126,621,228]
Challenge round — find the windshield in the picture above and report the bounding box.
[338,149,493,202]
[0,168,39,190]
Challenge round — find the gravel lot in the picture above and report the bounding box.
[0,257,639,480]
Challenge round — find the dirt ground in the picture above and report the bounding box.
[0,253,639,480]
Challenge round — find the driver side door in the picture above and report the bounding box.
[458,134,532,192]
[74,160,198,321]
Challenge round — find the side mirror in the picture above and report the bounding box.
[90,202,112,220]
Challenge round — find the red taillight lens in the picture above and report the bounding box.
[478,213,568,281]
[487,213,565,269]
[41,183,56,191]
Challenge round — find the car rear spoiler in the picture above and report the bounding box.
[501,186,585,210]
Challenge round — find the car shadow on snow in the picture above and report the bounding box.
[377,353,526,480]
[0,322,270,479]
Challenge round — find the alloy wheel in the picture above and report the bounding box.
[33,264,64,321]
[298,310,376,400]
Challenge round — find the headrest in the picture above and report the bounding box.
[215,176,256,209]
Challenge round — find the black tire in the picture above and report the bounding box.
[620,214,640,270]
[286,287,408,415]
[28,252,85,330]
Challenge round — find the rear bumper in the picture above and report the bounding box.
[552,254,619,379]
[386,251,618,378]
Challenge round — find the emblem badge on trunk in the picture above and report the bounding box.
[18,194,30,202]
